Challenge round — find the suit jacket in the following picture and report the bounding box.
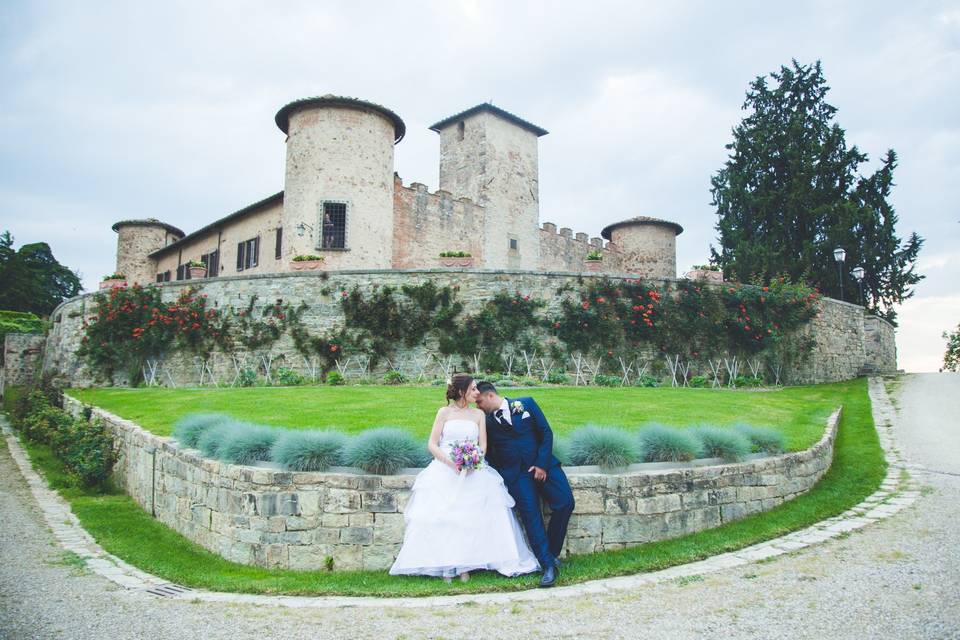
[485,396,560,485]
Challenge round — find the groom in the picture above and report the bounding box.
[476,381,575,588]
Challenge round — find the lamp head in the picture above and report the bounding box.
[833,247,846,263]
[852,266,865,281]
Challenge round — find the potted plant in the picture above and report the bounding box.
[99,273,127,290]
[188,260,207,279]
[438,251,474,267]
[686,263,723,282]
[584,250,604,272]
[291,254,326,271]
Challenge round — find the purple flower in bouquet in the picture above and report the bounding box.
[449,440,484,472]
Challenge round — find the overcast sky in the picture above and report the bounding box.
[1,1,956,372]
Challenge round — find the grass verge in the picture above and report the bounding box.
[68,382,855,450]
[6,378,884,597]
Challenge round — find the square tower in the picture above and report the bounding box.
[430,104,547,270]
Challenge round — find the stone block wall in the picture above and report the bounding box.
[538,223,625,273]
[40,270,895,388]
[62,395,838,571]
[2,333,47,389]
[862,315,897,374]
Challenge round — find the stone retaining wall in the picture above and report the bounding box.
[40,269,894,387]
[62,394,839,571]
[3,333,47,391]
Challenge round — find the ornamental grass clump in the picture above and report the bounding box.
[691,425,752,461]
[552,437,571,465]
[172,413,233,448]
[637,423,703,462]
[218,423,279,465]
[271,430,348,472]
[343,427,429,475]
[566,425,640,469]
[733,423,786,454]
[195,421,241,459]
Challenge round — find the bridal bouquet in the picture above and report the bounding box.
[449,440,484,472]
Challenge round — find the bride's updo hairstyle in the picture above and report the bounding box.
[445,373,474,403]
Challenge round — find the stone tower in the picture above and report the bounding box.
[430,104,547,270]
[276,95,405,270]
[601,216,683,279]
[111,219,184,285]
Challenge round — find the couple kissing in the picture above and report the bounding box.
[389,374,575,588]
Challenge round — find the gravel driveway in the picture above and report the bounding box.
[1,373,958,639]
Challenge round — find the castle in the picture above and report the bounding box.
[111,96,683,284]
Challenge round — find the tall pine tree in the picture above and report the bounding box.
[710,60,923,324]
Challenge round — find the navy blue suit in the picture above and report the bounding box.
[485,396,575,567]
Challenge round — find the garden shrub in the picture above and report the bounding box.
[733,423,786,454]
[566,425,641,469]
[172,413,232,448]
[495,378,518,387]
[237,368,257,387]
[22,405,73,445]
[276,367,305,386]
[634,375,660,388]
[637,424,703,462]
[326,371,345,386]
[519,376,540,387]
[270,430,347,471]
[545,370,570,385]
[691,426,751,461]
[593,374,622,387]
[734,375,765,388]
[383,371,407,385]
[343,428,429,474]
[688,375,710,388]
[58,417,116,487]
[217,424,279,465]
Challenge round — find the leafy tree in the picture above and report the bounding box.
[710,60,923,325]
[943,323,960,372]
[0,231,82,316]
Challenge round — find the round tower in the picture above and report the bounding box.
[276,95,405,270]
[111,219,184,286]
[601,216,683,279]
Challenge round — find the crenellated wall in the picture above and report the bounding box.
[62,394,838,572]
[391,177,487,268]
[538,222,625,273]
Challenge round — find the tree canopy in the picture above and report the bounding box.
[710,60,923,325]
[0,231,83,316]
[943,323,960,373]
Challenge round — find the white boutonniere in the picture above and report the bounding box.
[510,400,525,415]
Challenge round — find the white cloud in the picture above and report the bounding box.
[896,295,960,372]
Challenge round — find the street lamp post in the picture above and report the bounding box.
[833,247,846,302]
[852,265,865,305]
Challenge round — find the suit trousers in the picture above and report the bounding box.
[508,465,575,566]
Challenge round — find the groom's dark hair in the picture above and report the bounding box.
[476,381,497,394]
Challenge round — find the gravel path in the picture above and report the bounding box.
[2,374,958,639]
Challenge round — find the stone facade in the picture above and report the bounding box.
[39,270,896,388]
[61,395,838,572]
[111,97,683,287]
[862,315,897,374]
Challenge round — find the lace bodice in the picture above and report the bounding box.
[439,419,479,449]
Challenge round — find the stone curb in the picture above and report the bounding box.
[2,377,917,609]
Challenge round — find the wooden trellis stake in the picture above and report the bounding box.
[676,358,691,387]
[163,368,178,388]
[143,358,161,387]
[520,350,538,377]
[618,356,635,386]
[302,356,319,382]
[414,353,434,381]
[748,359,763,380]
[636,360,649,380]
[724,355,739,388]
[571,353,587,386]
[707,359,723,388]
[665,354,681,387]
[590,356,603,384]
[436,354,455,380]
[230,354,250,386]
[770,361,783,386]
[259,354,277,384]
[538,356,554,381]
[471,353,482,375]
[503,353,515,377]
[335,355,351,376]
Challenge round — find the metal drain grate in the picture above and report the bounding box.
[145,583,193,598]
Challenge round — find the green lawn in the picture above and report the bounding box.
[68,382,852,450]
[8,378,887,597]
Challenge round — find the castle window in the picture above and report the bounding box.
[457,121,465,141]
[176,264,190,280]
[200,249,219,277]
[320,201,347,249]
[155,270,171,283]
[236,237,259,271]
[275,227,282,260]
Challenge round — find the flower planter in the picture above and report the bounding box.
[438,257,474,267]
[99,278,127,290]
[584,260,603,272]
[189,266,208,279]
[291,260,326,271]
[686,269,723,282]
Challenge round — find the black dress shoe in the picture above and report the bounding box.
[539,563,558,588]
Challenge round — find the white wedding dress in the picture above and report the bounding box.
[389,418,540,578]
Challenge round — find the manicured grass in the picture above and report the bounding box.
[9,378,886,597]
[68,382,853,451]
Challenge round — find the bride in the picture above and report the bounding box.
[389,373,540,582]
